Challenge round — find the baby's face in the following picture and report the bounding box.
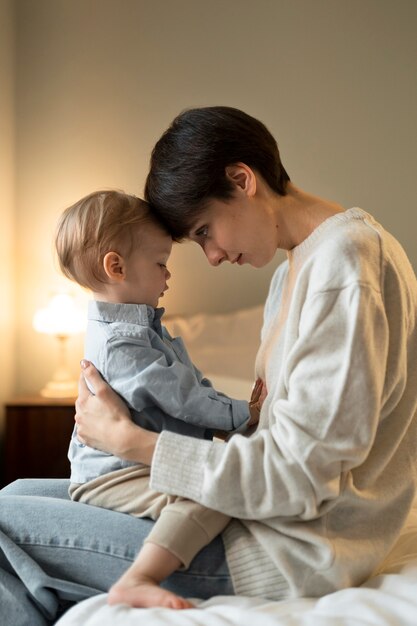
[124,222,172,308]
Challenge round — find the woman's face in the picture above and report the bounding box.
[188,194,279,268]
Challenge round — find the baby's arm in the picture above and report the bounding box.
[101,334,250,432]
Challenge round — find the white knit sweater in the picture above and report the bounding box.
[151,208,417,599]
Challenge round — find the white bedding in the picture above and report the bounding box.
[56,504,417,625]
[58,562,417,626]
[57,307,417,626]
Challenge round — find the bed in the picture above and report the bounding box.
[57,305,417,626]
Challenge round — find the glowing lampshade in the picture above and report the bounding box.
[33,293,86,398]
[33,293,86,337]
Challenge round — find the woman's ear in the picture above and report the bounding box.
[103,251,126,282]
[225,162,257,197]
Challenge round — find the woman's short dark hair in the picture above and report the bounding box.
[144,106,290,239]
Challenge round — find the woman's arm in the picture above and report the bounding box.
[151,283,390,520]
[75,360,158,466]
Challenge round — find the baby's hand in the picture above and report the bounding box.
[248,378,267,426]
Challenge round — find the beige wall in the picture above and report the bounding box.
[12,0,417,395]
[0,0,16,422]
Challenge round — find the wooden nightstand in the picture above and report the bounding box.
[2,396,76,487]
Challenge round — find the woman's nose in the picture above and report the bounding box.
[204,241,226,266]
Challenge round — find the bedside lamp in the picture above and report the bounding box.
[33,293,86,398]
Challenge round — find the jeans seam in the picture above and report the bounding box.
[14,541,135,561]
[15,542,231,581]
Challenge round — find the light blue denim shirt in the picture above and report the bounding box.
[69,300,250,483]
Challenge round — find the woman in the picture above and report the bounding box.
[1,106,416,625]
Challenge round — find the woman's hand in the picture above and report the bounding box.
[75,360,158,465]
[248,378,267,426]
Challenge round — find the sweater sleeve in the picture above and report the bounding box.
[150,282,389,520]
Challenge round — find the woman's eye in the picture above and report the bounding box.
[196,226,208,238]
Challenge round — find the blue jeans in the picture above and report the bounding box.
[0,479,233,625]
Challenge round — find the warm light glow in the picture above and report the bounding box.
[33,293,86,398]
[33,293,86,336]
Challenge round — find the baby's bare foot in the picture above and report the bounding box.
[108,575,194,609]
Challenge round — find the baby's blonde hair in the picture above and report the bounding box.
[55,190,157,290]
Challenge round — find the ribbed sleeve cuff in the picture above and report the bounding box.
[150,431,212,500]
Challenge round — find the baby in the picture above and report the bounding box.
[55,190,262,609]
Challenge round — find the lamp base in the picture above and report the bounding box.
[40,379,78,399]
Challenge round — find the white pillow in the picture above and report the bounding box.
[164,305,263,382]
[204,373,254,401]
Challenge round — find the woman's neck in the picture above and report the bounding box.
[273,183,345,250]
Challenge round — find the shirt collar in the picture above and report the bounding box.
[88,300,165,335]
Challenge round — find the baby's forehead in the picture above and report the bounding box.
[135,219,171,241]
[138,227,172,255]
[158,239,173,255]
